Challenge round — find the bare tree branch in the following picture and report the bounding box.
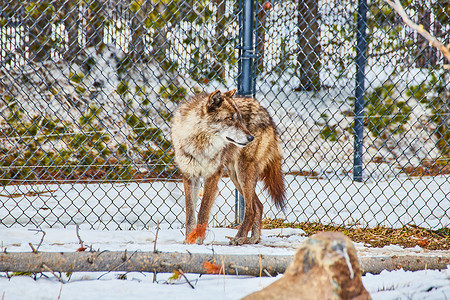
[76,224,84,249]
[384,0,450,66]
[178,268,195,289]
[42,263,64,283]
[153,220,160,254]
[28,228,46,253]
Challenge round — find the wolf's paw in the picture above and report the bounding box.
[229,236,247,246]
[184,237,204,245]
[186,223,208,244]
[247,235,260,244]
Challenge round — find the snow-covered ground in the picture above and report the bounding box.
[1,169,448,299]
[1,267,449,300]
[1,175,449,230]
[1,226,449,300]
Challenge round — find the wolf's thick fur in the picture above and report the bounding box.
[171,89,285,245]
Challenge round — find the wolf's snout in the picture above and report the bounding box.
[247,135,254,142]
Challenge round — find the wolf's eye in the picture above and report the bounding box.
[226,116,234,121]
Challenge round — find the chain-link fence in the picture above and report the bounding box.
[1,0,449,232]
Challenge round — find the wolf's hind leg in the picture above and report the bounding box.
[248,194,263,244]
[230,165,258,245]
[183,175,200,239]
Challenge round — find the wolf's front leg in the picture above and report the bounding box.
[182,175,200,240]
[196,169,222,244]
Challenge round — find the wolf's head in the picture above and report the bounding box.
[205,89,254,147]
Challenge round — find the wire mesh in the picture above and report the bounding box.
[0,0,448,233]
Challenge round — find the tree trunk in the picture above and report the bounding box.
[213,0,227,79]
[130,0,149,62]
[147,1,190,63]
[0,251,448,276]
[0,251,291,276]
[85,0,105,48]
[63,0,82,62]
[415,0,436,67]
[296,0,321,91]
[24,2,53,62]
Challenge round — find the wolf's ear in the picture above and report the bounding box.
[207,90,223,111]
[224,89,237,98]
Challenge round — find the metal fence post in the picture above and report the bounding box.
[353,0,368,182]
[235,0,256,223]
[237,0,255,96]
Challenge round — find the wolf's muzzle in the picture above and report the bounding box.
[227,135,254,146]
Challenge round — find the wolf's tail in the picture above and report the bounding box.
[262,156,286,210]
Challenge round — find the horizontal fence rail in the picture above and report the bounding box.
[0,0,448,233]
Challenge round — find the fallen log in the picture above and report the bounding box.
[0,251,448,276]
[0,251,290,276]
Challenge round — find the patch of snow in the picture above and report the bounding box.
[0,226,449,300]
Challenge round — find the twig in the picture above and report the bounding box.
[28,228,46,252]
[28,243,37,253]
[153,220,160,254]
[42,263,64,283]
[384,0,450,62]
[122,249,128,262]
[178,268,195,289]
[263,269,273,277]
[97,250,139,280]
[259,254,263,278]
[75,224,84,249]
[221,257,225,276]
[221,257,226,292]
[57,283,63,300]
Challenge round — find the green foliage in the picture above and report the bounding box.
[0,98,73,185]
[320,124,339,142]
[168,270,181,282]
[319,113,339,142]
[69,72,88,96]
[324,0,415,82]
[117,57,133,76]
[116,81,130,96]
[0,100,145,184]
[123,102,174,175]
[187,34,237,84]
[0,17,7,27]
[142,147,174,174]
[125,112,172,149]
[129,0,144,13]
[159,83,187,104]
[407,71,450,156]
[130,0,237,84]
[69,105,134,181]
[125,114,161,143]
[10,272,33,277]
[433,0,450,24]
[157,109,173,122]
[25,2,55,19]
[365,83,411,137]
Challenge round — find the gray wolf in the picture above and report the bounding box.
[171,89,285,245]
